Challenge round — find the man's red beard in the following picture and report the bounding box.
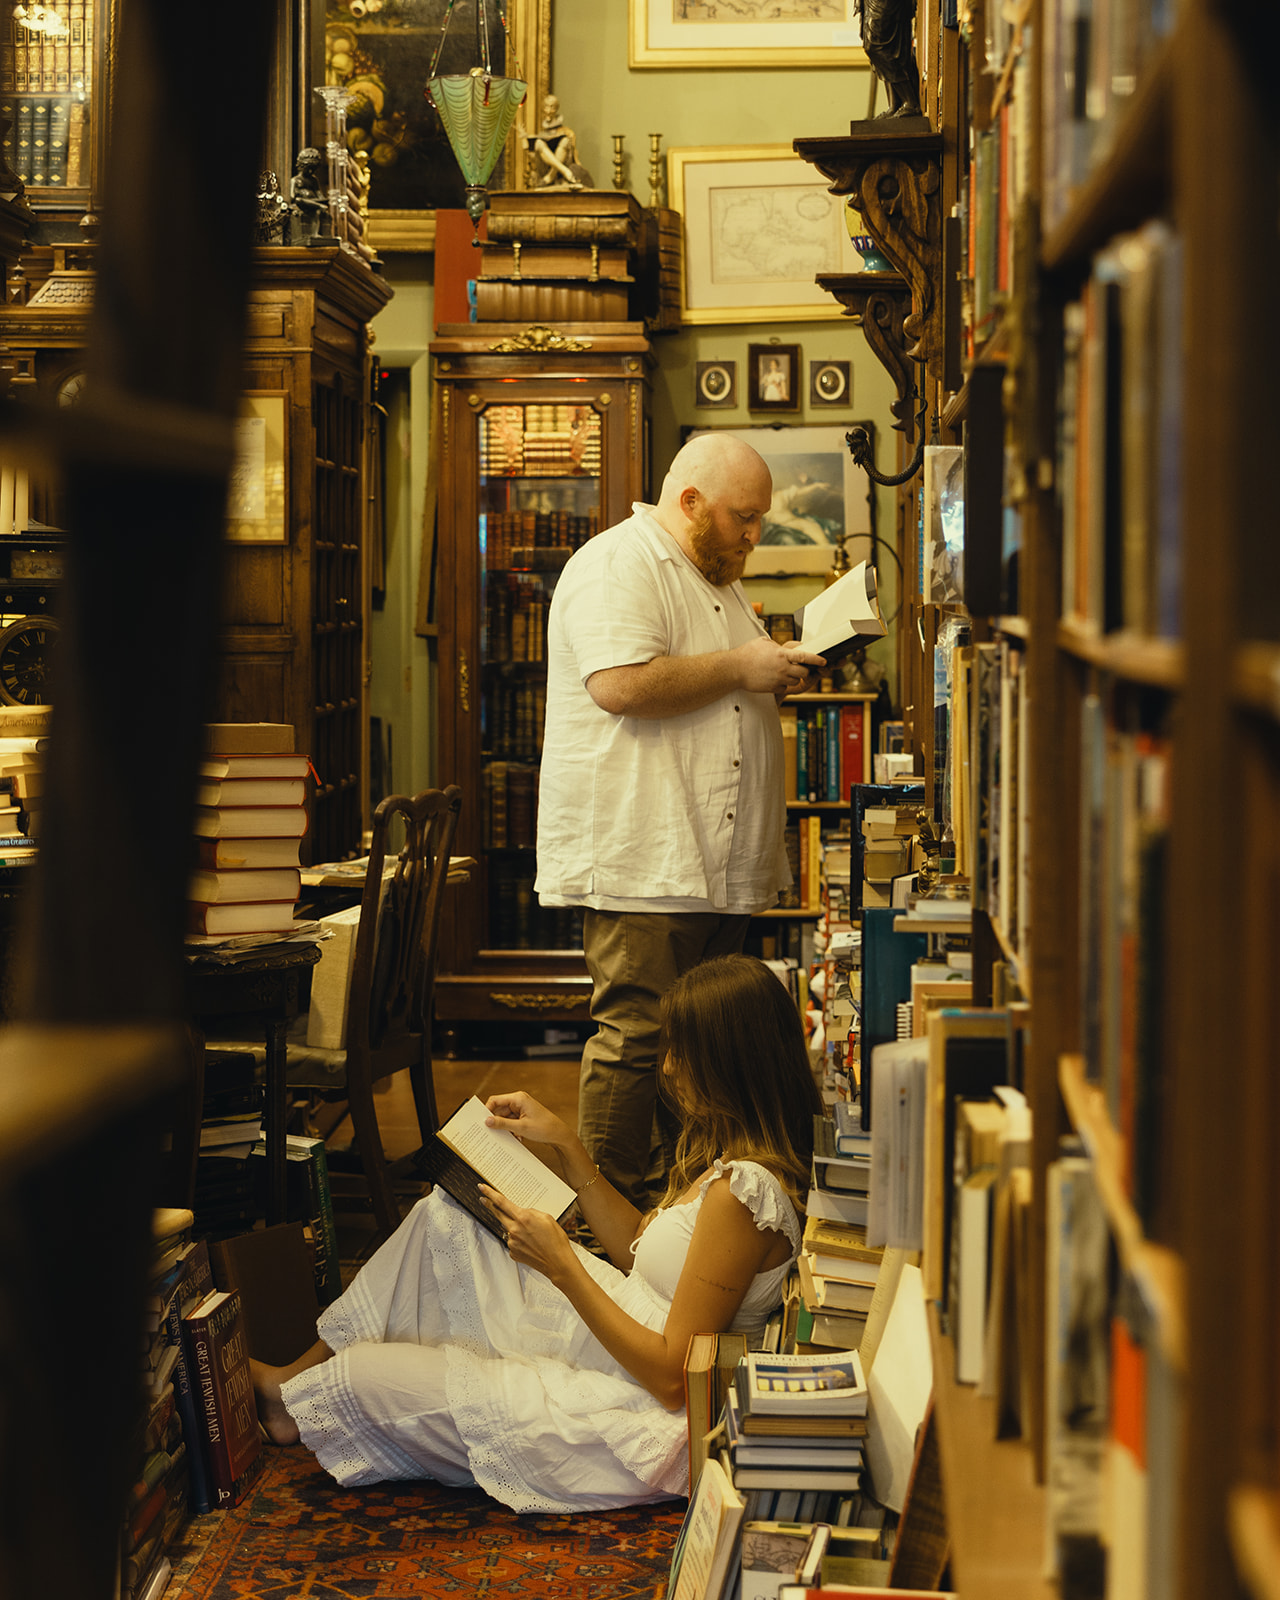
[687,507,749,587]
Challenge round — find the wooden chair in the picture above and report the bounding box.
[214,785,463,1240]
[298,784,462,1237]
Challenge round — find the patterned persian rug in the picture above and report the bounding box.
[164,1445,685,1599]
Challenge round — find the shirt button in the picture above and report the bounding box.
[733,705,740,712]
[733,759,740,768]
[727,812,734,820]
[714,604,721,612]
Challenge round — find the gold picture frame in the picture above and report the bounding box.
[349,0,551,254]
[629,0,865,68]
[225,394,288,545]
[668,145,861,325]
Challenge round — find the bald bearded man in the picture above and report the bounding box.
[535,434,826,1210]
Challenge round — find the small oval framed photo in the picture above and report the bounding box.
[810,359,851,407]
[695,360,737,408]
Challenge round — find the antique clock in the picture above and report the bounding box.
[0,613,59,705]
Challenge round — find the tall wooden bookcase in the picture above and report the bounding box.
[212,245,391,866]
[429,321,652,1031]
[795,2,1280,1596]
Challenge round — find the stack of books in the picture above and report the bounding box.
[122,1209,203,1600]
[721,1350,870,1524]
[197,1048,264,1159]
[0,705,52,861]
[798,1110,885,1353]
[187,723,308,939]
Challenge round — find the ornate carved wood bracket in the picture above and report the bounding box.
[816,270,915,439]
[795,124,944,392]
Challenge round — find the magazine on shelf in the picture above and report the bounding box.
[742,1350,868,1416]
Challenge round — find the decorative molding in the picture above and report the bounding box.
[795,125,944,387]
[816,271,916,438]
[490,992,586,1011]
[488,323,593,353]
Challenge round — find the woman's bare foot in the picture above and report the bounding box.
[251,1339,332,1445]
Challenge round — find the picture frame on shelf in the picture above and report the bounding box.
[667,145,861,324]
[810,358,852,407]
[695,360,738,409]
[683,422,876,575]
[748,344,801,412]
[629,0,865,68]
[225,394,288,545]
[330,0,550,253]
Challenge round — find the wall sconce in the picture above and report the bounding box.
[425,0,526,236]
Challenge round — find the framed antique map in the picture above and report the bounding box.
[668,146,861,324]
[629,0,864,68]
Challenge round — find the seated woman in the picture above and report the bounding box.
[252,953,821,1513]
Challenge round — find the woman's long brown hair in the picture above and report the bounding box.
[657,953,821,1210]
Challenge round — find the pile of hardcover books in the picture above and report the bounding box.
[187,723,309,940]
[0,704,51,861]
[799,1109,884,1352]
[721,1349,870,1525]
[122,1209,208,1600]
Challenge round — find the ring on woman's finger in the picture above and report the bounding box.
[501,1229,509,1245]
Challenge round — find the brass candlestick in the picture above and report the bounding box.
[612,134,625,191]
[648,133,663,208]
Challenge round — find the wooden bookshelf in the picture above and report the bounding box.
[926,1305,1056,1600]
[1057,1054,1186,1373]
[794,2,1278,1594]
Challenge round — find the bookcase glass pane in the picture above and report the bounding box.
[477,403,598,955]
[2,0,96,193]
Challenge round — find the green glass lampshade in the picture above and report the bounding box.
[428,67,527,228]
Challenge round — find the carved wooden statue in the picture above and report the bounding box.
[858,0,922,118]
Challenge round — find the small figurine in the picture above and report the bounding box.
[857,0,922,118]
[518,94,594,191]
[254,171,292,246]
[289,147,335,244]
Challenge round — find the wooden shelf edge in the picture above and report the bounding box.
[894,916,973,935]
[1234,641,1280,722]
[788,692,879,702]
[926,1303,1058,1600]
[1229,1484,1280,1600]
[754,907,821,920]
[992,615,1030,640]
[1057,1054,1186,1373]
[1056,620,1185,687]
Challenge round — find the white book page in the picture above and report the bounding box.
[437,1096,576,1215]
[798,560,887,656]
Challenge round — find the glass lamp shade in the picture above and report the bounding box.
[428,68,527,228]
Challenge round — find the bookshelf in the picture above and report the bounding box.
[429,322,652,1029]
[794,1,1280,1595]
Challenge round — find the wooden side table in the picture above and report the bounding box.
[184,941,322,1225]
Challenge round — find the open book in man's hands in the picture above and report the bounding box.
[792,559,887,663]
[418,1095,578,1240]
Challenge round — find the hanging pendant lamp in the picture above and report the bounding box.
[425,0,526,234]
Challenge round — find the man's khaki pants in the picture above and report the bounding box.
[577,909,751,1211]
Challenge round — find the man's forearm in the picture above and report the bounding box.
[586,654,742,719]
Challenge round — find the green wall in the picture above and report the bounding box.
[367,10,904,800]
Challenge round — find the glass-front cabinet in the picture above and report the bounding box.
[431,324,651,1034]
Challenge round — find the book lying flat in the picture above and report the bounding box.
[793,560,887,663]
[419,1095,577,1241]
[743,1350,868,1416]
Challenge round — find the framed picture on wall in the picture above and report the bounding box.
[748,344,800,412]
[333,0,551,253]
[629,0,865,68]
[695,360,738,408]
[810,358,852,407]
[668,145,861,324]
[682,422,877,575]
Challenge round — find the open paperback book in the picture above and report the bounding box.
[792,560,887,664]
[419,1095,577,1241]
